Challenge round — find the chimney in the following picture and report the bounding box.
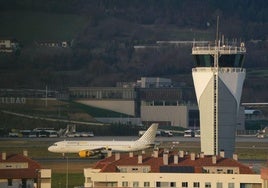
[163,152,169,165]
[115,153,120,160]
[233,153,238,161]
[107,150,112,157]
[190,152,195,161]
[2,152,6,160]
[129,152,133,157]
[174,155,178,164]
[220,150,225,158]
[212,156,217,164]
[200,152,204,158]
[179,150,184,158]
[138,155,142,164]
[23,150,28,157]
[153,149,159,158]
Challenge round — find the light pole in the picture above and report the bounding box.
[66,156,69,188]
[35,169,40,188]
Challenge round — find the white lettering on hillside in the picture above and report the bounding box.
[0,97,26,104]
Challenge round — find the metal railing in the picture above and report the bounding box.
[192,45,246,55]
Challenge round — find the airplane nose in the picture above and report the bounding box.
[48,146,53,152]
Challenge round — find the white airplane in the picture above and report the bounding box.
[48,123,158,157]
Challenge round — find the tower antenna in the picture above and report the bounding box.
[216,16,219,45]
[214,16,220,68]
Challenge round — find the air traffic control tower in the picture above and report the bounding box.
[192,39,246,158]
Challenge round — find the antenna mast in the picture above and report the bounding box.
[214,16,220,68]
[216,16,219,45]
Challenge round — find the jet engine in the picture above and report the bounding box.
[78,150,95,158]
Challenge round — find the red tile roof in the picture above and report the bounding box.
[92,151,254,174]
[0,153,41,179]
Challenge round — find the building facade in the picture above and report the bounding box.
[68,78,201,128]
[69,87,137,116]
[84,150,265,188]
[0,151,51,188]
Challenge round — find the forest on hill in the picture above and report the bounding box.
[0,0,268,102]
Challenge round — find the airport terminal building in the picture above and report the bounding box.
[68,77,200,128]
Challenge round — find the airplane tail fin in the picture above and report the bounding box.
[136,123,158,145]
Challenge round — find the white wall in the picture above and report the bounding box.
[84,169,262,188]
[77,100,135,116]
[141,105,189,127]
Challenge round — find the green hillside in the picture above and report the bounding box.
[0,0,267,102]
[0,10,88,44]
[0,98,135,135]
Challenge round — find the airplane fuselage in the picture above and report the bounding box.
[48,140,149,153]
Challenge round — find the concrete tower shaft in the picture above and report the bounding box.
[192,42,246,158]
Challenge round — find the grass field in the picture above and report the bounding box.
[52,173,84,188]
[47,162,93,188]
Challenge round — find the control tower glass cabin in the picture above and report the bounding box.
[192,40,246,158]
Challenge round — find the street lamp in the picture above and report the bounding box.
[35,169,41,188]
[66,156,69,188]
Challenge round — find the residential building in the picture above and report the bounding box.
[84,150,266,188]
[0,151,51,188]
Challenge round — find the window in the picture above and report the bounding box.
[227,169,234,174]
[228,183,235,188]
[182,182,188,188]
[240,183,262,188]
[217,182,223,188]
[170,182,176,187]
[193,182,200,188]
[122,181,128,187]
[8,179,12,186]
[107,182,117,187]
[156,182,161,187]
[86,177,92,183]
[133,181,139,187]
[144,182,150,187]
[143,168,149,173]
[120,168,127,172]
[205,182,211,188]
[202,168,209,173]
